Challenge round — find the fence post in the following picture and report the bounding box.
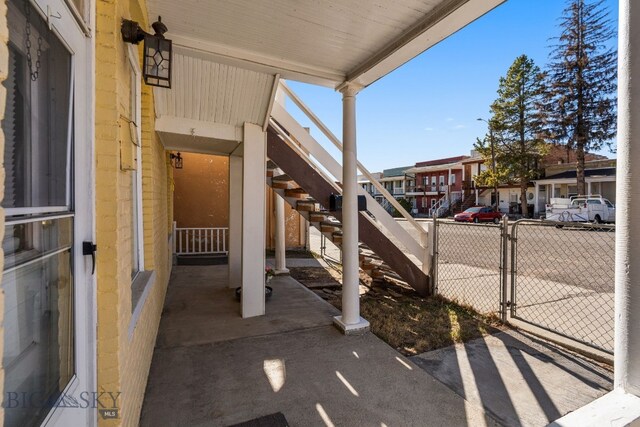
[432,216,438,294]
[420,227,433,293]
[501,215,509,322]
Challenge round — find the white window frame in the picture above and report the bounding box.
[450,173,456,185]
[127,44,144,275]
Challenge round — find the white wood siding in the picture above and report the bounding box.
[154,53,275,128]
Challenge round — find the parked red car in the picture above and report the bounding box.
[454,206,503,224]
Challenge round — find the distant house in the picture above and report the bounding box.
[405,155,469,216]
[533,159,616,216]
[465,145,612,216]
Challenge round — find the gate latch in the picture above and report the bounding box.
[82,241,97,275]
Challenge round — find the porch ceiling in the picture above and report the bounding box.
[154,54,278,154]
[146,0,506,88]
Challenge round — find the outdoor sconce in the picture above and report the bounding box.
[121,16,172,88]
[170,152,183,169]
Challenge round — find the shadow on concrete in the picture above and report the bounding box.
[411,329,613,427]
[140,265,496,426]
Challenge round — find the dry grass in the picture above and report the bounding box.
[289,265,503,356]
[359,283,503,356]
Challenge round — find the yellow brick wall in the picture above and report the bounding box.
[0,0,7,424]
[95,0,172,425]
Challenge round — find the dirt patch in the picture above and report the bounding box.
[289,265,503,356]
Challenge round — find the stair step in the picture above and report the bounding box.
[321,221,342,233]
[296,200,318,212]
[309,211,332,222]
[284,188,309,199]
[266,161,278,178]
[359,252,382,263]
[271,174,296,190]
[331,231,343,244]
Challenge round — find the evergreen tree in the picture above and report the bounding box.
[544,0,617,195]
[475,55,547,217]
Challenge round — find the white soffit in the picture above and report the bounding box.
[154,53,276,128]
[146,0,506,88]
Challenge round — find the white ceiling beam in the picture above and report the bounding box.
[172,36,344,88]
[263,74,280,132]
[155,115,243,142]
[342,0,506,89]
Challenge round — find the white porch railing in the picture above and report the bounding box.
[272,82,430,271]
[173,224,229,255]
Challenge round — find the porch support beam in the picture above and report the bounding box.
[241,123,267,318]
[615,0,640,397]
[554,2,640,424]
[228,155,243,288]
[274,171,289,275]
[333,83,369,334]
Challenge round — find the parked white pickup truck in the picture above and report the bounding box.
[545,195,615,223]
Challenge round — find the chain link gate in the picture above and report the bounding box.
[433,218,508,318]
[509,220,615,354]
[432,218,615,355]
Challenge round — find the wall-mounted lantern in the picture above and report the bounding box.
[170,152,183,169]
[121,16,172,88]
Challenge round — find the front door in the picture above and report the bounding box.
[2,0,95,426]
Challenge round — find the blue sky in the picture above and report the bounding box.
[286,0,619,173]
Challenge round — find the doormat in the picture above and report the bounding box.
[177,255,228,266]
[228,412,289,427]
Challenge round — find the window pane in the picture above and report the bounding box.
[4,217,73,271]
[2,218,74,427]
[3,0,72,211]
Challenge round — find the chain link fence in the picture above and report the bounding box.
[434,219,505,315]
[433,218,615,354]
[510,220,615,353]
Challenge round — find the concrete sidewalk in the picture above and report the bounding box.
[140,265,495,426]
[411,330,613,427]
[436,263,614,354]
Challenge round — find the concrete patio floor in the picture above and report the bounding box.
[140,265,496,426]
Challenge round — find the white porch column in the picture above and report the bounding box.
[241,123,266,318]
[587,181,592,196]
[615,0,640,397]
[228,155,243,288]
[552,4,640,425]
[274,174,289,274]
[534,183,540,217]
[334,83,369,334]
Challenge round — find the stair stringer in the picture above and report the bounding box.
[267,126,430,296]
